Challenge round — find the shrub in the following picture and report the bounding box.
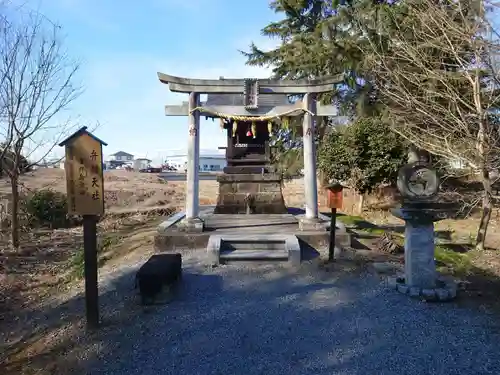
[318,117,408,194]
[25,189,68,229]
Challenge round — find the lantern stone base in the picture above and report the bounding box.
[390,206,458,302]
[214,173,287,214]
[388,276,458,302]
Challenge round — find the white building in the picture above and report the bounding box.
[106,151,134,169]
[133,158,152,170]
[165,154,226,172]
[109,151,134,162]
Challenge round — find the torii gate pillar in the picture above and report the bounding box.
[299,92,321,230]
[183,92,203,231]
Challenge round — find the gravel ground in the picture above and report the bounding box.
[84,252,500,375]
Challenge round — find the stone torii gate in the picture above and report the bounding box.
[157,72,342,230]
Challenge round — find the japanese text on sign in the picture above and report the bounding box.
[64,132,104,216]
[78,159,87,195]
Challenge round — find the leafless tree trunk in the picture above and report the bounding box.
[0,6,82,248]
[477,168,493,250]
[357,194,364,215]
[357,0,500,250]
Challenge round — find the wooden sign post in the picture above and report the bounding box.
[59,127,107,330]
[325,183,344,262]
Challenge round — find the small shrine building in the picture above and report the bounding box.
[157,73,343,230]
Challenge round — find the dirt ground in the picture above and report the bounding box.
[0,168,308,210]
[2,168,500,374]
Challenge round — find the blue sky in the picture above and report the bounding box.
[20,0,280,164]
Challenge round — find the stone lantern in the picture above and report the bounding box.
[390,146,458,301]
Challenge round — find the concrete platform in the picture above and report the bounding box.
[154,206,351,260]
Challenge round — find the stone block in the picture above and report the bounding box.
[157,212,186,233]
[216,173,282,183]
[295,231,351,255]
[397,284,409,294]
[422,289,437,301]
[224,166,275,174]
[373,262,397,274]
[177,217,204,233]
[237,183,259,193]
[285,236,301,266]
[259,182,282,193]
[387,276,398,289]
[206,236,221,266]
[136,253,182,305]
[218,183,236,194]
[448,285,457,299]
[299,217,328,231]
[217,193,245,205]
[214,175,287,214]
[409,287,421,298]
[154,232,210,252]
[435,288,450,301]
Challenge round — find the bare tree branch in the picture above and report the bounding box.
[0,5,83,248]
[357,0,500,250]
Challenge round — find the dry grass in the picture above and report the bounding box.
[2,169,500,374]
[1,216,163,375]
[0,169,310,211]
[0,169,310,375]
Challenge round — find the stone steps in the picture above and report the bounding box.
[207,234,301,266]
[221,239,286,251]
[219,239,288,262]
[220,249,288,261]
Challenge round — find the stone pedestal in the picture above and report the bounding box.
[390,207,458,301]
[214,173,287,214]
[404,221,436,289]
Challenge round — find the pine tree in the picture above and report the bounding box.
[242,1,397,175]
[241,0,400,116]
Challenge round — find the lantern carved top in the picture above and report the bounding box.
[397,162,439,201]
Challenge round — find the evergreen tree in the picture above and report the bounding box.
[242,1,399,174]
[241,0,400,116]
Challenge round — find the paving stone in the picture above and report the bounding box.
[409,287,421,298]
[386,276,398,289]
[436,288,450,301]
[373,262,398,274]
[397,284,409,294]
[422,289,437,301]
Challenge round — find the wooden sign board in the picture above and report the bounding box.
[59,128,107,216]
[327,190,343,209]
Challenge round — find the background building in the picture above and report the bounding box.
[165,153,226,172]
[133,158,152,170]
[106,151,134,169]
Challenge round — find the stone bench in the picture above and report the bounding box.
[135,253,182,305]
